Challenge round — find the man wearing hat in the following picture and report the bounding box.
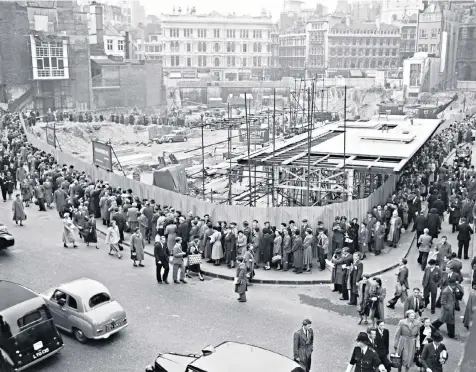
[420,332,448,372]
[345,332,386,372]
[293,319,313,372]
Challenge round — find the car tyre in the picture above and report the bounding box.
[168,139,173,143]
[183,137,188,142]
[73,327,88,343]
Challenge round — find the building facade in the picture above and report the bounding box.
[278,24,307,78]
[327,19,401,74]
[306,18,328,76]
[416,3,442,55]
[159,9,274,81]
[399,16,418,60]
[456,5,476,81]
[380,0,423,24]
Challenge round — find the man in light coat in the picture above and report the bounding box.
[293,319,313,372]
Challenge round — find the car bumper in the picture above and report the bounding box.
[93,323,128,339]
[15,344,64,371]
[0,237,15,249]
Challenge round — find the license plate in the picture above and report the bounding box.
[106,320,121,332]
[33,341,43,351]
[33,348,49,359]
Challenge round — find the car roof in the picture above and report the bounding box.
[57,278,110,300]
[0,280,38,312]
[189,342,302,372]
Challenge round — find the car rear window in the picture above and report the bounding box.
[17,310,42,328]
[88,293,111,308]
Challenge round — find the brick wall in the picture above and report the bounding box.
[0,2,32,102]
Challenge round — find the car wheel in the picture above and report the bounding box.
[168,139,173,143]
[183,137,188,142]
[73,327,88,343]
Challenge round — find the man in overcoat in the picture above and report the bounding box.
[432,277,459,338]
[292,230,303,274]
[348,253,363,305]
[456,217,473,259]
[293,319,314,372]
[420,332,448,372]
[154,235,170,284]
[422,259,441,314]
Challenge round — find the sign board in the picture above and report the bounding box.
[46,125,56,147]
[92,141,113,171]
[239,126,270,145]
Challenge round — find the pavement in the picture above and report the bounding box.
[0,195,469,372]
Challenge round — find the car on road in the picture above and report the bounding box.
[161,129,188,143]
[41,278,128,343]
[145,342,305,372]
[0,280,65,372]
[0,223,14,250]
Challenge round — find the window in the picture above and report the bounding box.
[430,44,436,53]
[107,39,113,50]
[242,57,247,67]
[198,29,207,38]
[34,40,67,79]
[214,29,220,38]
[187,43,192,52]
[240,29,249,38]
[409,63,421,86]
[214,43,220,52]
[253,30,262,38]
[171,56,180,66]
[226,42,235,53]
[431,29,437,38]
[150,36,158,42]
[18,311,42,328]
[187,57,191,67]
[227,56,235,67]
[202,56,207,67]
[118,40,124,51]
[184,28,192,37]
[214,57,220,67]
[227,29,236,38]
[242,43,247,53]
[419,29,428,38]
[170,28,179,37]
[89,293,111,308]
[68,296,78,309]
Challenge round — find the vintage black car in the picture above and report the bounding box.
[0,223,14,250]
[145,342,304,372]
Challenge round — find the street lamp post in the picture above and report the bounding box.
[201,113,206,200]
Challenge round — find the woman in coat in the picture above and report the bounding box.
[273,229,283,270]
[427,208,441,240]
[368,277,386,327]
[234,257,247,302]
[449,199,461,233]
[12,194,26,226]
[394,310,421,372]
[224,227,237,268]
[419,317,437,350]
[62,213,78,248]
[210,226,223,265]
[130,228,145,267]
[357,275,371,325]
[83,215,98,249]
[20,178,33,207]
[236,230,248,258]
[43,178,53,208]
[261,228,274,270]
[302,228,313,272]
[165,219,178,253]
[373,221,385,255]
[105,220,122,258]
[202,222,214,260]
[388,210,403,247]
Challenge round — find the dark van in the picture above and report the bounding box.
[0,281,64,371]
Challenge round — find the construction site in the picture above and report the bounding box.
[32,80,474,207]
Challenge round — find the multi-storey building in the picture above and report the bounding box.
[327,18,401,74]
[399,15,418,60]
[278,24,307,78]
[306,18,328,76]
[416,3,442,55]
[380,0,423,23]
[456,5,476,80]
[159,8,274,81]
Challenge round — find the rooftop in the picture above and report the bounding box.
[58,278,111,300]
[238,116,442,174]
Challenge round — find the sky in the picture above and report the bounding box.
[143,0,338,20]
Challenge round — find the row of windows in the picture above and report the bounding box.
[106,39,124,51]
[329,48,398,57]
[308,56,325,67]
[330,28,399,35]
[329,38,399,46]
[166,41,271,53]
[36,57,65,70]
[278,49,306,57]
[328,59,400,69]
[418,43,440,53]
[170,56,267,67]
[419,28,441,39]
[166,28,271,39]
[459,27,475,40]
[279,38,306,46]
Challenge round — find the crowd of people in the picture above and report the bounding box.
[2,107,476,370]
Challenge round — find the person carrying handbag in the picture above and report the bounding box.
[187,236,204,281]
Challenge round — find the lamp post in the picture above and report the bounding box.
[201,113,205,200]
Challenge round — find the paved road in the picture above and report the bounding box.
[0,196,469,372]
